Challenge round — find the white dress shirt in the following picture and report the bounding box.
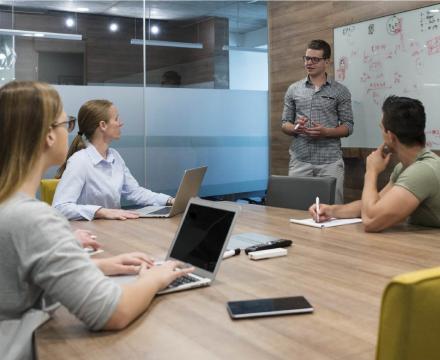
[53,144,169,220]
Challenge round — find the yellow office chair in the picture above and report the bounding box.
[39,179,60,205]
[376,266,440,360]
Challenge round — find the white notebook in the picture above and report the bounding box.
[289,217,362,228]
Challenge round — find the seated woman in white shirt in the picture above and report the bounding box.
[53,99,173,221]
[0,81,192,358]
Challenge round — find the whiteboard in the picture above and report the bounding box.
[334,4,440,149]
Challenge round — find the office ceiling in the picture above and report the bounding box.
[0,1,267,34]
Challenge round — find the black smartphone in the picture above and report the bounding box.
[227,296,313,319]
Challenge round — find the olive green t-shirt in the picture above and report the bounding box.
[390,149,440,227]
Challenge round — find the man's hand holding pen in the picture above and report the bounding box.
[304,121,329,138]
[292,117,329,138]
[293,115,308,134]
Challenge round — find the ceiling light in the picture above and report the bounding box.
[76,7,89,12]
[151,25,160,35]
[65,17,75,28]
[130,39,203,49]
[109,23,119,32]
[0,28,82,41]
[429,9,439,13]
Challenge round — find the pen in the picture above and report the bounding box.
[223,248,241,259]
[315,196,320,223]
[294,115,307,130]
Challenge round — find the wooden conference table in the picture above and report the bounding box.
[37,204,440,360]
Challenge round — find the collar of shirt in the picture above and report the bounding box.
[86,144,115,166]
[415,148,432,162]
[304,74,332,87]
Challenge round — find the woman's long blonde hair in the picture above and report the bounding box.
[0,81,62,203]
[55,99,113,178]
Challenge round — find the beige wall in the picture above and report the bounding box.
[268,1,437,201]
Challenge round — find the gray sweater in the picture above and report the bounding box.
[0,193,122,359]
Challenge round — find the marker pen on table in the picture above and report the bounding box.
[223,248,241,259]
[315,196,320,223]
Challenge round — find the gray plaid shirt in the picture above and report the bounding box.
[281,76,353,165]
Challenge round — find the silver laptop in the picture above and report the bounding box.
[134,166,207,218]
[158,198,240,295]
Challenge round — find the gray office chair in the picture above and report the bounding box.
[265,175,336,210]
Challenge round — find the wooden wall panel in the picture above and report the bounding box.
[268,1,438,202]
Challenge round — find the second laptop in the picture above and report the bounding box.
[132,166,207,218]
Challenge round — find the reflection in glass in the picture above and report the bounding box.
[1,1,269,201]
[0,35,16,84]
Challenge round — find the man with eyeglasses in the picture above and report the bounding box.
[281,39,353,204]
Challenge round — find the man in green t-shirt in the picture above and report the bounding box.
[309,95,440,232]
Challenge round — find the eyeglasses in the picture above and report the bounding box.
[51,115,76,133]
[302,56,327,64]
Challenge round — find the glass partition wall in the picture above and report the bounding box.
[0,1,268,201]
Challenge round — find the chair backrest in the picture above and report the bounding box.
[0,308,51,360]
[376,267,440,360]
[39,179,60,205]
[265,175,336,210]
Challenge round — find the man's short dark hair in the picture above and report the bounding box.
[382,95,426,146]
[307,39,331,59]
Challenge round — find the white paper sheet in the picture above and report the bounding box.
[289,218,362,228]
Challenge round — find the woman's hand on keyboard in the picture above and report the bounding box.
[139,260,195,291]
[95,252,155,276]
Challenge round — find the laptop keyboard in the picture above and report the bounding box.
[166,274,199,289]
[149,207,172,215]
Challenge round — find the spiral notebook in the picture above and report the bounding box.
[289,217,362,228]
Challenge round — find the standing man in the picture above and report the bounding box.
[281,39,353,204]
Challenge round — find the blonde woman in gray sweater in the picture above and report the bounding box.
[0,81,193,359]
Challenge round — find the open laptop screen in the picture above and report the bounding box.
[169,203,235,272]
